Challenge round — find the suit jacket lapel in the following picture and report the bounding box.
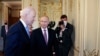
[18,21,30,40]
[48,29,52,45]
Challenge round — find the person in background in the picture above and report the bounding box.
[30,16,59,56]
[1,22,8,52]
[58,21,72,56]
[4,7,36,56]
[55,15,73,37]
[55,15,73,56]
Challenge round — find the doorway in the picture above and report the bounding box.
[2,1,21,27]
[8,1,21,27]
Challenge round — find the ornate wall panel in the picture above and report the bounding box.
[22,0,39,29]
[38,0,62,28]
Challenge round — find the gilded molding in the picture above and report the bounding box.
[38,0,62,21]
[83,49,99,56]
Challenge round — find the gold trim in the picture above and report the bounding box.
[83,49,99,56]
[38,0,62,19]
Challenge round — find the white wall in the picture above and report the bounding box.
[62,0,100,56]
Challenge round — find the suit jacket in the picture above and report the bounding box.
[1,25,8,51]
[1,25,7,39]
[30,28,59,56]
[58,29,72,56]
[4,21,30,56]
[62,29,72,47]
[55,22,73,37]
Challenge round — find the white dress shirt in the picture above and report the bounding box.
[5,25,8,34]
[20,19,27,28]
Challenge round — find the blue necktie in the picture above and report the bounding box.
[26,26,30,37]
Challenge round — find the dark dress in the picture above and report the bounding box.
[58,28,72,56]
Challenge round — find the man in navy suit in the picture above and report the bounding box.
[1,23,8,38]
[4,7,36,56]
[30,16,59,56]
[1,22,8,52]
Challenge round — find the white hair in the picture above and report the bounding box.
[20,7,35,17]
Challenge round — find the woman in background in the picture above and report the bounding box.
[58,21,72,56]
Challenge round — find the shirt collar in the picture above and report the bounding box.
[20,19,27,28]
[41,27,48,31]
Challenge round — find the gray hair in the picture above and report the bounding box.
[20,7,35,17]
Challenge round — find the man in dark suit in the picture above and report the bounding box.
[1,22,8,52]
[55,15,73,56]
[4,7,36,56]
[30,16,59,56]
[1,23,8,38]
